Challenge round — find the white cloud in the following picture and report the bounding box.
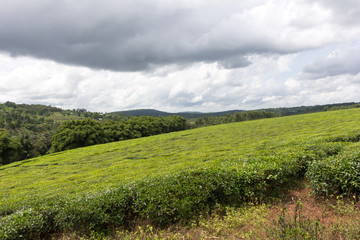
[1,0,360,112]
[300,45,360,79]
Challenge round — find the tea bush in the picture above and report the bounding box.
[307,143,360,196]
[0,209,45,240]
[54,186,134,232]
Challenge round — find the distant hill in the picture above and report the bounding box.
[260,102,360,116]
[114,109,244,118]
[112,102,360,119]
[115,109,172,117]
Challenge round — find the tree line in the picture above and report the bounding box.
[51,116,186,152]
[0,114,186,164]
[193,102,360,127]
[195,110,278,127]
[0,102,186,165]
[0,102,61,164]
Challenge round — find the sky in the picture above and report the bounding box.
[0,0,360,113]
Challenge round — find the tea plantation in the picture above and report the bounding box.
[1,108,360,239]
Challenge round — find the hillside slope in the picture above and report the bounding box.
[2,108,360,238]
[1,108,360,208]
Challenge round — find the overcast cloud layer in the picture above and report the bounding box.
[0,0,360,112]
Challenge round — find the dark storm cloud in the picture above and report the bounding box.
[0,0,337,72]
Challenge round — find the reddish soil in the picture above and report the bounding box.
[269,184,359,229]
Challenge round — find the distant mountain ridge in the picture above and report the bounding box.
[115,102,360,118]
[115,109,244,118]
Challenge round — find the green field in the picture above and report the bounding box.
[2,108,360,238]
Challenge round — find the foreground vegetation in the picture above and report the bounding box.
[2,108,360,239]
[106,189,360,240]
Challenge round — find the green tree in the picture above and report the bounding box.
[166,115,186,132]
[0,131,23,165]
[102,120,133,142]
[51,119,107,152]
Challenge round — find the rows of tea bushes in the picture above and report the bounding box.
[0,152,306,239]
[2,141,353,239]
[307,132,360,196]
[3,109,360,239]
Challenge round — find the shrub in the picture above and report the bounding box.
[0,209,45,240]
[133,160,302,226]
[54,186,134,232]
[326,130,360,143]
[307,143,360,196]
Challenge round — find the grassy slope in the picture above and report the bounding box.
[1,108,360,211]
